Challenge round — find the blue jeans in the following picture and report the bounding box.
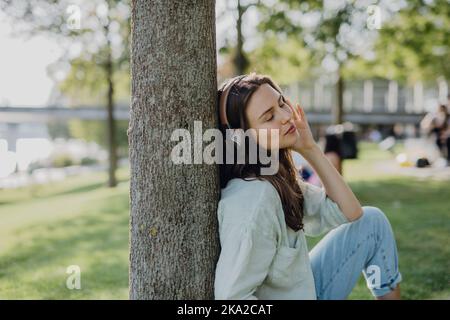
[310,206,402,299]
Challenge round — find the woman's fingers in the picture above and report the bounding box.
[295,103,306,124]
[297,104,308,124]
[286,97,308,127]
[296,104,302,119]
[286,98,300,121]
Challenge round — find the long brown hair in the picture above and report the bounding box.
[217,72,304,231]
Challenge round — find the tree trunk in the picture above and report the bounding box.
[333,67,345,176]
[129,0,220,299]
[233,0,249,74]
[106,39,118,188]
[333,67,344,125]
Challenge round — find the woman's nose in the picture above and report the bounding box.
[280,107,292,124]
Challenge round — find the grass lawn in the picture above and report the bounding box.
[0,143,449,299]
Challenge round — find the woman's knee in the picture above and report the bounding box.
[360,206,390,227]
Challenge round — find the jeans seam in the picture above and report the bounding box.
[374,252,399,291]
[319,232,376,297]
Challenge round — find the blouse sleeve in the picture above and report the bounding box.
[214,221,277,300]
[298,179,350,237]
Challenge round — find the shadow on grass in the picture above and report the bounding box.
[0,177,129,207]
[49,177,130,198]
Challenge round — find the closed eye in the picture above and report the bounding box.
[266,100,288,122]
[280,98,290,112]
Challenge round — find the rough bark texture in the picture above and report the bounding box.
[129,0,220,299]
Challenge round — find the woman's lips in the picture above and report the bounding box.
[285,124,296,135]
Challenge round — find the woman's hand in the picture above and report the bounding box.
[285,98,318,154]
[286,98,363,221]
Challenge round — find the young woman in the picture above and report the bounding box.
[214,73,402,300]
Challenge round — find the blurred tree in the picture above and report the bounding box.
[256,0,382,124]
[365,0,448,83]
[60,56,130,160]
[68,119,129,159]
[247,34,313,86]
[234,0,250,74]
[0,0,130,187]
[217,0,261,76]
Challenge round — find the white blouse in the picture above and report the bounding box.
[214,177,349,300]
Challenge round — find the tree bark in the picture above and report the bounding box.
[129,0,220,299]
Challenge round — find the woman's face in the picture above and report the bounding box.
[245,83,298,150]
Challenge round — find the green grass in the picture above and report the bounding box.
[0,168,130,299]
[0,143,449,299]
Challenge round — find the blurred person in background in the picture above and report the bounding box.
[421,104,449,161]
[324,127,343,175]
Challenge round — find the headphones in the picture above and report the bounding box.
[218,75,247,145]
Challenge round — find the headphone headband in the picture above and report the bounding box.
[219,75,246,128]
